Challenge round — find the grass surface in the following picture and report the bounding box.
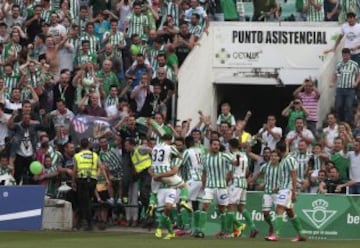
[0,232,359,248]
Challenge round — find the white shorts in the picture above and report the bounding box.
[151,179,161,194]
[228,186,247,205]
[275,189,293,209]
[157,188,177,209]
[202,188,229,206]
[262,194,277,211]
[188,180,204,201]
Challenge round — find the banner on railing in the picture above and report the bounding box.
[0,186,45,230]
[205,192,360,240]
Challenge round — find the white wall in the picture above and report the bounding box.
[177,30,216,124]
[177,22,341,128]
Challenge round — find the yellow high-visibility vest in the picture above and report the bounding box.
[75,150,98,179]
[131,146,152,173]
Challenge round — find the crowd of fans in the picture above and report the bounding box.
[0,0,359,231]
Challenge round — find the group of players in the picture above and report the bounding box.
[146,129,307,241]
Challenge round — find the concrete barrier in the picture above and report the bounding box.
[42,198,72,231]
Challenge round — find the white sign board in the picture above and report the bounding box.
[213,25,340,69]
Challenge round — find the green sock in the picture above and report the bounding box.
[226,212,235,234]
[199,211,207,232]
[193,210,201,233]
[181,208,190,230]
[170,208,177,223]
[220,212,226,233]
[162,213,174,234]
[274,215,283,236]
[242,209,256,230]
[158,212,165,228]
[233,219,242,229]
[177,212,183,228]
[180,188,189,201]
[149,193,157,206]
[264,214,273,228]
[290,216,304,236]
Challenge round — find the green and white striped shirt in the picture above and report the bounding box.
[260,162,279,195]
[176,155,189,181]
[335,59,359,88]
[163,1,180,27]
[80,33,100,53]
[151,142,180,174]
[126,13,149,37]
[202,151,233,188]
[278,154,298,190]
[292,151,312,184]
[102,31,126,57]
[69,0,80,18]
[188,24,202,38]
[68,36,80,53]
[41,7,54,24]
[4,72,20,96]
[230,151,248,189]
[51,0,61,11]
[72,17,89,36]
[75,51,97,66]
[149,44,166,72]
[305,0,324,22]
[182,147,203,181]
[99,147,123,175]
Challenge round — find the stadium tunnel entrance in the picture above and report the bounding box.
[214,83,298,135]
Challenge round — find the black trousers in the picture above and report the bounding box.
[136,169,151,210]
[14,155,34,185]
[76,178,96,226]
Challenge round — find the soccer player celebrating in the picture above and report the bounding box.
[193,139,236,238]
[176,136,204,236]
[149,157,179,240]
[266,141,306,242]
[249,150,280,237]
[148,134,192,216]
[228,139,258,238]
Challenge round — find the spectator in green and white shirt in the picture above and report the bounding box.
[124,2,149,38]
[80,22,100,54]
[304,0,325,22]
[333,48,360,124]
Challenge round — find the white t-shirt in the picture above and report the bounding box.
[348,151,360,182]
[184,6,207,24]
[48,24,67,38]
[286,129,314,152]
[0,113,10,146]
[258,126,282,153]
[342,22,360,54]
[323,124,338,153]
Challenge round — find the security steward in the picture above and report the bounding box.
[72,138,101,231]
[124,138,152,221]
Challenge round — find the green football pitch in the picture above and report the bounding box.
[0,232,358,248]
